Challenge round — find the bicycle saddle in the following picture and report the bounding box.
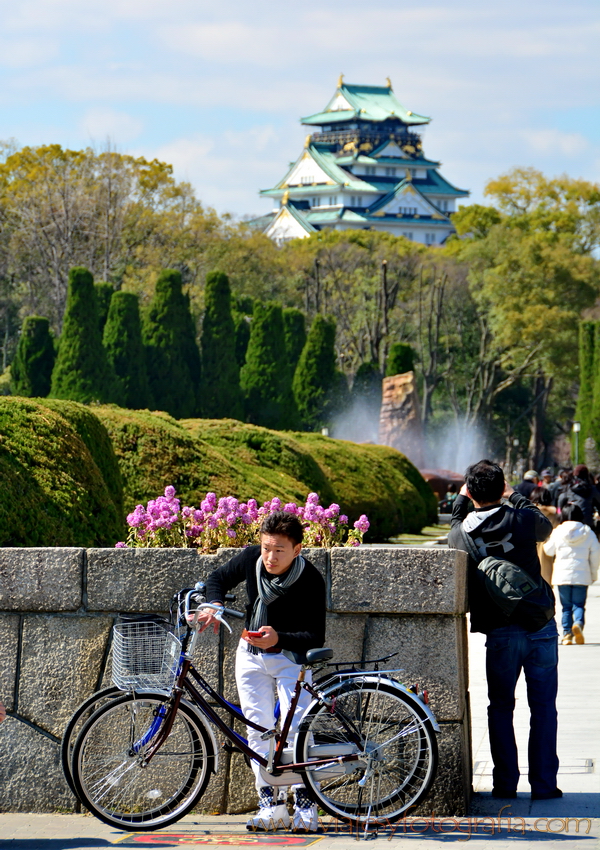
[305,648,334,665]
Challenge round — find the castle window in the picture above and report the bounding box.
[301,175,314,184]
[425,233,436,244]
[386,167,396,177]
[350,195,355,206]
[365,166,376,176]
[357,196,362,206]
[403,232,413,241]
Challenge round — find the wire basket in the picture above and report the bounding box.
[112,620,181,691]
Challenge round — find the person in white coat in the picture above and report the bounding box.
[543,503,600,645]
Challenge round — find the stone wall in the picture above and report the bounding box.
[0,546,470,816]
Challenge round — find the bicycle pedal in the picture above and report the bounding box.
[260,728,278,741]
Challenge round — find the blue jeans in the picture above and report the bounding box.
[485,619,558,795]
[558,585,588,633]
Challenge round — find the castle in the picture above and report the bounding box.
[252,77,469,245]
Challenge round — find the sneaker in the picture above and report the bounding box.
[561,634,573,645]
[293,804,319,832]
[531,788,563,800]
[572,623,585,645]
[246,803,291,831]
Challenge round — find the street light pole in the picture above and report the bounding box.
[572,421,581,466]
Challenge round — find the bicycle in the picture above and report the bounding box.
[68,585,439,832]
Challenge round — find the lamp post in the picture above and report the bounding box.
[572,421,581,466]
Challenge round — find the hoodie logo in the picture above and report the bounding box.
[475,532,514,558]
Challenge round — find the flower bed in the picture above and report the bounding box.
[117,487,370,551]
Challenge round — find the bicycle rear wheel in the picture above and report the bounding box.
[72,691,215,830]
[295,679,438,826]
[61,686,121,800]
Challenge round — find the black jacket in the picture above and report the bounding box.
[557,478,600,527]
[448,492,552,634]
[205,545,326,656]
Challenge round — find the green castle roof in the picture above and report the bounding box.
[302,81,430,126]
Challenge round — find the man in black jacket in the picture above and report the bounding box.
[194,511,326,832]
[448,460,561,801]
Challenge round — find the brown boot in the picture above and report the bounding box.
[572,623,585,645]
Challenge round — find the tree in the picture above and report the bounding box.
[283,307,307,375]
[293,315,343,430]
[50,267,117,403]
[575,321,596,441]
[352,360,382,410]
[201,271,243,419]
[240,301,297,429]
[103,291,152,410]
[95,282,114,335]
[10,316,55,397]
[386,342,415,376]
[232,310,251,367]
[142,269,201,419]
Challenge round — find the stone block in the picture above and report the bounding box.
[302,547,328,582]
[412,722,470,817]
[324,614,366,666]
[19,614,112,738]
[0,548,83,612]
[0,716,75,812]
[330,547,467,615]
[363,615,467,721]
[86,548,231,613]
[225,719,259,814]
[0,614,19,711]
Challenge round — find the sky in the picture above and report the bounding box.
[0,0,598,219]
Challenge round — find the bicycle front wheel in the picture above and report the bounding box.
[295,679,438,826]
[72,691,215,831]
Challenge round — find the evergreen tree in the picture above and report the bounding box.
[576,321,596,440]
[353,360,382,411]
[386,342,415,376]
[233,311,251,367]
[95,282,114,335]
[10,316,55,397]
[142,269,201,418]
[103,291,152,410]
[240,301,298,429]
[293,315,343,431]
[201,271,243,419]
[283,307,307,375]
[50,267,117,403]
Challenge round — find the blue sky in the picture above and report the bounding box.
[0,0,598,218]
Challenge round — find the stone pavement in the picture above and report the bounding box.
[1,587,598,849]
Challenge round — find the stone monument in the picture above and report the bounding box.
[378,371,425,468]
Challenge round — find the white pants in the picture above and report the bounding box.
[235,640,313,791]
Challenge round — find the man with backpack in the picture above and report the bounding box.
[448,460,561,801]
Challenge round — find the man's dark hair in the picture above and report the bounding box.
[260,511,304,545]
[465,459,505,504]
[530,487,552,506]
[560,503,584,524]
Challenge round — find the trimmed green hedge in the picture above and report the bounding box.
[0,400,437,545]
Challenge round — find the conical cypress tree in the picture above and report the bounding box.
[576,321,596,440]
[142,269,201,418]
[50,267,117,403]
[201,271,243,419]
[10,316,55,397]
[293,315,342,430]
[233,311,251,367]
[95,282,114,335]
[103,291,152,410]
[353,360,382,410]
[386,342,415,376]
[240,301,298,429]
[283,307,307,375]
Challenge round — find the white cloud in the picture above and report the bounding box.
[80,108,143,143]
[521,129,589,157]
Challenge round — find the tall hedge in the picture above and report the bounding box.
[353,360,382,410]
[142,269,201,418]
[103,291,152,410]
[283,308,307,374]
[10,316,55,397]
[233,311,251,367]
[201,271,243,419]
[50,267,117,404]
[386,342,415,376]
[240,301,298,429]
[293,314,342,430]
[95,282,114,335]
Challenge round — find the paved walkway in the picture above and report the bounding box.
[1,588,598,848]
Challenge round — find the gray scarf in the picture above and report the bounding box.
[247,555,305,654]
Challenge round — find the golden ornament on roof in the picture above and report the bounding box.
[282,190,290,205]
[304,135,311,149]
[337,73,344,88]
[386,76,392,88]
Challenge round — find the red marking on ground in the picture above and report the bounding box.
[119,833,319,846]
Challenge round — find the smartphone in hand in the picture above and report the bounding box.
[246,630,264,638]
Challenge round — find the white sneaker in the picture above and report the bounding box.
[293,804,319,832]
[246,803,291,831]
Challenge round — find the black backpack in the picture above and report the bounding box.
[461,528,555,632]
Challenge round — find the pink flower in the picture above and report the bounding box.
[340,515,348,524]
[226,529,236,538]
[284,503,298,514]
[182,506,193,518]
[354,515,370,533]
[164,485,176,500]
[306,492,319,505]
[115,541,127,548]
[194,510,204,522]
[271,497,281,511]
[328,503,340,516]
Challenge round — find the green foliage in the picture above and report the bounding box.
[240,301,298,429]
[451,204,502,239]
[10,316,55,397]
[293,315,342,430]
[283,307,307,374]
[352,361,382,411]
[201,271,243,419]
[575,322,596,440]
[103,291,152,410]
[232,311,251,367]
[95,282,114,335]
[0,397,123,546]
[142,269,201,418]
[385,342,415,377]
[50,267,117,404]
